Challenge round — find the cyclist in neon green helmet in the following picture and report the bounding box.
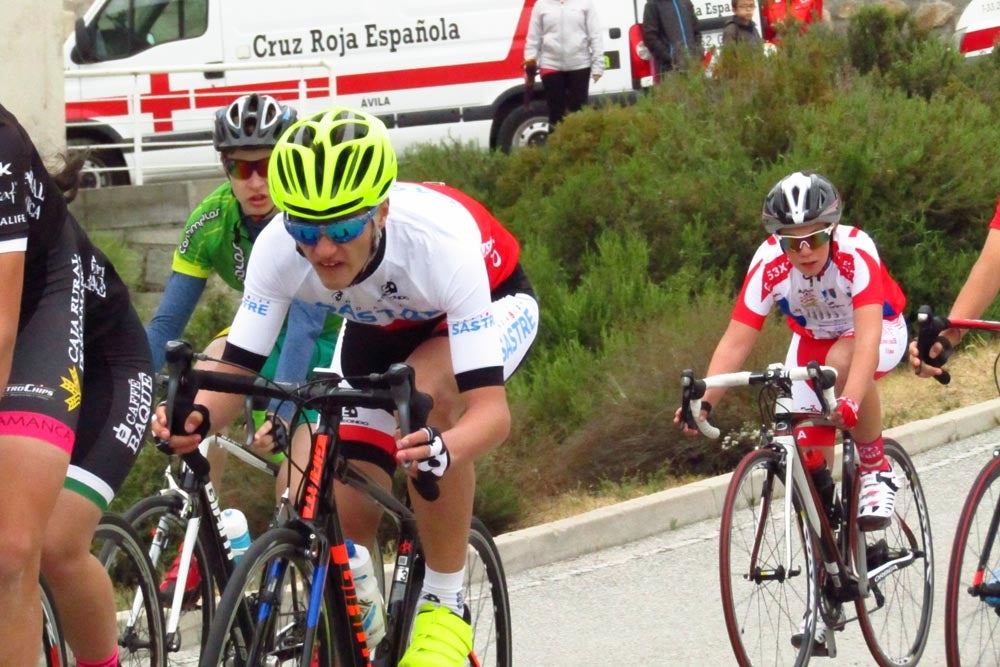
[146,93,342,603]
[154,106,539,667]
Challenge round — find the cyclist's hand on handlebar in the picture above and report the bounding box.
[251,414,290,457]
[829,396,859,430]
[397,426,452,482]
[150,402,209,455]
[673,402,712,436]
[907,337,952,379]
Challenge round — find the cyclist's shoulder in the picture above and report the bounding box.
[182,182,240,233]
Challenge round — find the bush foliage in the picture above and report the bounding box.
[104,10,1000,533]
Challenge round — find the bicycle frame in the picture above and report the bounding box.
[161,340,437,666]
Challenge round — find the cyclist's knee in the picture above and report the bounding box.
[0,530,42,583]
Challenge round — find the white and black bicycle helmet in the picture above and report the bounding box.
[213,93,297,151]
[762,171,842,233]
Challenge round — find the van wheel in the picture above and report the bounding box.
[69,136,130,188]
[497,101,550,153]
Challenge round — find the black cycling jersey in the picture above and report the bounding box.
[0,104,153,510]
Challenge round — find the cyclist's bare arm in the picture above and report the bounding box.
[673,318,759,434]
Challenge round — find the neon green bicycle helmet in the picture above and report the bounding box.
[268,107,398,220]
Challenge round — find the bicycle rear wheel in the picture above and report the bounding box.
[463,518,512,667]
[720,447,817,667]
[200,527,337,666]
[394,517,512,667]
[945,451,1000,666]
[94,514,167,667]
[855,438,934,667]
[124,492,214,664]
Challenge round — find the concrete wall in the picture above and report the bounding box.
[1,1,65,158]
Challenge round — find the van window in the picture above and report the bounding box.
[90,0,208,61]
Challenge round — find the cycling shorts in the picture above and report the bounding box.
[330,264,538,476]
[0,228,154,510]
[785,313,907,413]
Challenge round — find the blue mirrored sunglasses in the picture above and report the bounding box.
[283,207,377,246]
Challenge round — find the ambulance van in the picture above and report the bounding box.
[64,0,746,186]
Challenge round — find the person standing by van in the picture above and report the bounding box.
[146,93,339,601]
[523,0,605,131]
[642,0,704,73]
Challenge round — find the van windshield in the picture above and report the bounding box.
[88,0,208,62]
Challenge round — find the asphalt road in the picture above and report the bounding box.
[507,426,1000,666]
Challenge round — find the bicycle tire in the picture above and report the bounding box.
[199,527,337,667]
[462,517,512,667]
[855,438,934,667]
[386,517,512,667]
[124,492,215,664]
[719,447,817,667]
[94,513,167,667]
[944,451,1000,666]
[39,576,68,667]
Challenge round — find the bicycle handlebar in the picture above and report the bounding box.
[680,361,838,439]
[162,339,440,501]
[916,304,1000,386]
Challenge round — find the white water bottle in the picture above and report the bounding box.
[221,508,251,562]
[346,539,386,648]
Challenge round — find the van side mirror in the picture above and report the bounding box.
[73,17,98,64]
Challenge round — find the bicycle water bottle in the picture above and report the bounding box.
[221,508,252,562]
[346,539,386,648]
[798,422,837,522]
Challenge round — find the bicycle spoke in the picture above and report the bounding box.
[856,440,933,667]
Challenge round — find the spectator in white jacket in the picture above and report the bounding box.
[523,0,605,131]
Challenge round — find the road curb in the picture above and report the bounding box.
[495,398,1000,576]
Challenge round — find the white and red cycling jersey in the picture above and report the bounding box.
[227,181,523,385]
[732,224,906,339]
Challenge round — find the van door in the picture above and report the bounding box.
[65,0,226,185]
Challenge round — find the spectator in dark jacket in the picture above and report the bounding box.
[722,0,763,45]
[642,0,703,74]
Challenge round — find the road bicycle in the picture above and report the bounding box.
[915,305,1000,666]
[156,339,511,667]
[680,361,934,666]
[123,409,286,666]
[38,513,166,667]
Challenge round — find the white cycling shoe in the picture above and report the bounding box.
[857,468,900,531]
[791,615,828,655]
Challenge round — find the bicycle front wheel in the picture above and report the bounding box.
[856,438,934,667]
[124,492,214,664]
[200,527,337,667]
[945,451,1000,666]
[720,447,817,667]
[95,514,167,667]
